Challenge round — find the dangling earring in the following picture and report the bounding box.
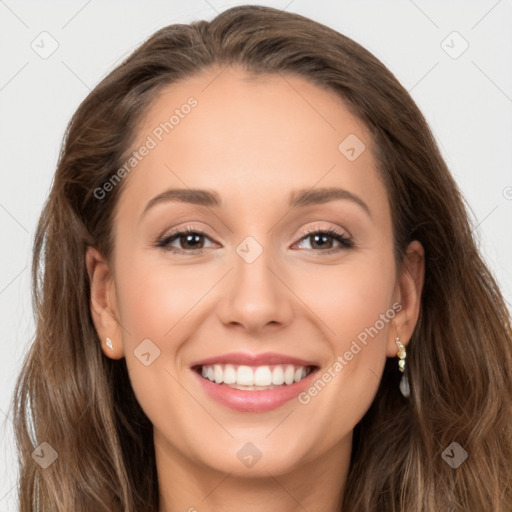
[395,338,410,397]
[105,337,113,350]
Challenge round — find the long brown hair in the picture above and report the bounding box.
[11,5,512,510]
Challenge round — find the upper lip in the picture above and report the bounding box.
[190,352,318,368]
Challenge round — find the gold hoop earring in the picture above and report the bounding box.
[395,338,410,397]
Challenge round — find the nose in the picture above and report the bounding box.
[216,240,294,334]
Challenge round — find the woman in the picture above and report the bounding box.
[12,4,512,511]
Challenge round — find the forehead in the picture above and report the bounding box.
[116,66,387,222]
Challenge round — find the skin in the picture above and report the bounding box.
[87,66,424,512]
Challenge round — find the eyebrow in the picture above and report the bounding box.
[141,186,372,219]
[289,187,372,219]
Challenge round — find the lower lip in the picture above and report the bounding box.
[193,369,317,412]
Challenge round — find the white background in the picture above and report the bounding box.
[1,1,511,509]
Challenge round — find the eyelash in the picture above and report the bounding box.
[155,225,354,255]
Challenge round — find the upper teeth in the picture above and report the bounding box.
[200,364,309,387]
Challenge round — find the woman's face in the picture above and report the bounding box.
[89,67,423,477]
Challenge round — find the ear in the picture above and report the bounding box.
[386,240,425,357]
[85,246,124,360]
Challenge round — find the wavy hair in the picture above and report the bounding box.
[11,4,512,511]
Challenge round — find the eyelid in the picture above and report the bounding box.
[298,225,351,241]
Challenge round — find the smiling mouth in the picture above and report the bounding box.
[193,363,318,391]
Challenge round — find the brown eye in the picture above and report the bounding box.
[157,228,215,253]
[308,233,335,249]
[296,229,354,252]
[175,232,205,250]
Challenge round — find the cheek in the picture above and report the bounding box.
[113,252,215,415]
[113,253,208,441]
[298,250,396,349]
[293,250,396,429]
[114,253,209,339]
